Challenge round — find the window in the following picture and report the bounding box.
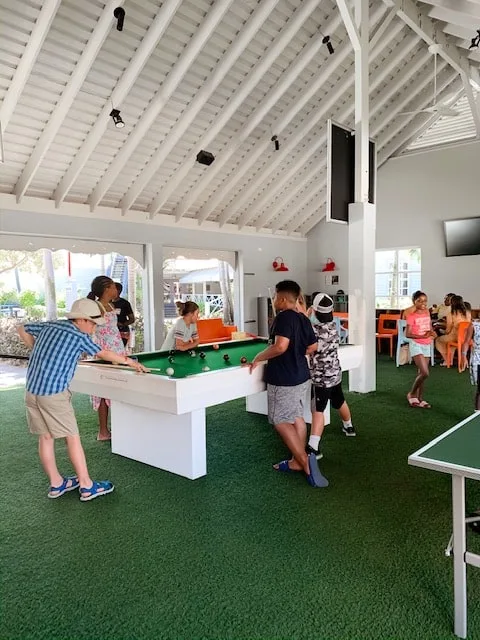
[375,249,421,309]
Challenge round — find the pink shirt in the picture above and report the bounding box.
[406,311,432,344]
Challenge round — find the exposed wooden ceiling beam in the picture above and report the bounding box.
[14,0,124,203]
[119,0,282,215]
[0,0,62,132]
[54,0,183,207]
[87,0,235,211]
[169,10,344,223]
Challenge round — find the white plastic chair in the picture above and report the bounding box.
[396,319,434,367]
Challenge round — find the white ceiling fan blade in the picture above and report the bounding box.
[425,105,460,116]
[398,110,424,116]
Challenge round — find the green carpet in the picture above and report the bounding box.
[1,357,479,640]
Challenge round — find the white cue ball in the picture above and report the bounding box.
[165,367,174,376]
[202,366,210,372]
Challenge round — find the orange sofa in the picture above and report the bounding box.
[196,318,238,345]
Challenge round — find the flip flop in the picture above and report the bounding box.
[418,400,431,409]
[407,396,421,407]
[48,475,79,499]
[273,460,300,473]
[306,453,329,488]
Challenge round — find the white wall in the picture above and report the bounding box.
[307,141,480,306]
[0,210,307,346]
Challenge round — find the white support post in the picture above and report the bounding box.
[348,0,376,393]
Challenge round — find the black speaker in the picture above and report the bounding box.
[196,150,215,166]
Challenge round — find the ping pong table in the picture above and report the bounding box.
[408,412,480,639]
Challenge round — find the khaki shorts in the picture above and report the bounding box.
[25,389,79,438]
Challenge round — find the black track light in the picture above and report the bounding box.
[469,29,480,49]
[196,150,215,165]
[271,135,280,151]
[114,7,125,31]
[110,108,125,128]
[322,34,334,55]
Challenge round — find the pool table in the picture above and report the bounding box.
[70,339,363,479]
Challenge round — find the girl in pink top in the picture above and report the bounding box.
[406,291,436,408]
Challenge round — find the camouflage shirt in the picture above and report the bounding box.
[308,320,341,388]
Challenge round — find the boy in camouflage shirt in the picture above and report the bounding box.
[306,293,356,456]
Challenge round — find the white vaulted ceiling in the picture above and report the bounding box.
[0,0,479,237]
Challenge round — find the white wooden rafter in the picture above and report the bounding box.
[87,0,235,211]
[0,0,62,132]
[119,0,282,215]
[277,62,453,234]
[229,24,407,230]
[207,5,399,228]
[383,0,474,80]
[169,10,343,223]
[272,48,441,234]
[54,0,183,207]
[14,0,124,203]
[260,34,425,232]
[335,0,361,51]
[461,61,480,136]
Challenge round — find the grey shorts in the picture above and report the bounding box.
[267,381,309,425]
[26,389,79,438]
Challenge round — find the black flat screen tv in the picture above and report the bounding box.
[444,217,480,257]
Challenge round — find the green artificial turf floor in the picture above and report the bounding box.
[1,357,479,640]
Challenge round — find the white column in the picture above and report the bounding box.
[348,203,376,392]
[348,0,376,393]
[144,243,165,350]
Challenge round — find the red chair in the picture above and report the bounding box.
[376,314,400,358]
[446,321,473,371]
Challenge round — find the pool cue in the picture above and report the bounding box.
[267,286,277,317]
[79,361,162,373]
[0,354,29,360]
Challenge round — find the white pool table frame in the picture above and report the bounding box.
[71,344,363,479]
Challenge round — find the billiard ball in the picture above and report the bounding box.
[189,350,196,357]
[199,352,206,359]
[223,353,230,361]
[240,356,248,364]
[165,367,174,376]
[212,344,219,350]
[202,365,210,372]
[168,356,175,363]
[169,350,176,356]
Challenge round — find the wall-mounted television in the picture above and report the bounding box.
[444,217,480,257]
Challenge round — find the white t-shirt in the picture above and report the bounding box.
[161,317,198,351]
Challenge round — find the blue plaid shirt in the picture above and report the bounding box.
[24,321,101,396]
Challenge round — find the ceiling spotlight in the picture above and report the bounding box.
[469,29,480,49]
[114,7,125,31]
[196,150,215,166]
[110,108,125,128]
[271,135,280,151]
[322,34,334,55]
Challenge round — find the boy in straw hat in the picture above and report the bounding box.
[17,298,147,502]
[306,293,356,458]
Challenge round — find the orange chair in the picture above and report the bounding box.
[446,321,473,371]
[376,314,399,358]
[196,318,237,345]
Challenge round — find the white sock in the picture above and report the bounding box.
[308,435,320,451]
[342,420,352,428]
